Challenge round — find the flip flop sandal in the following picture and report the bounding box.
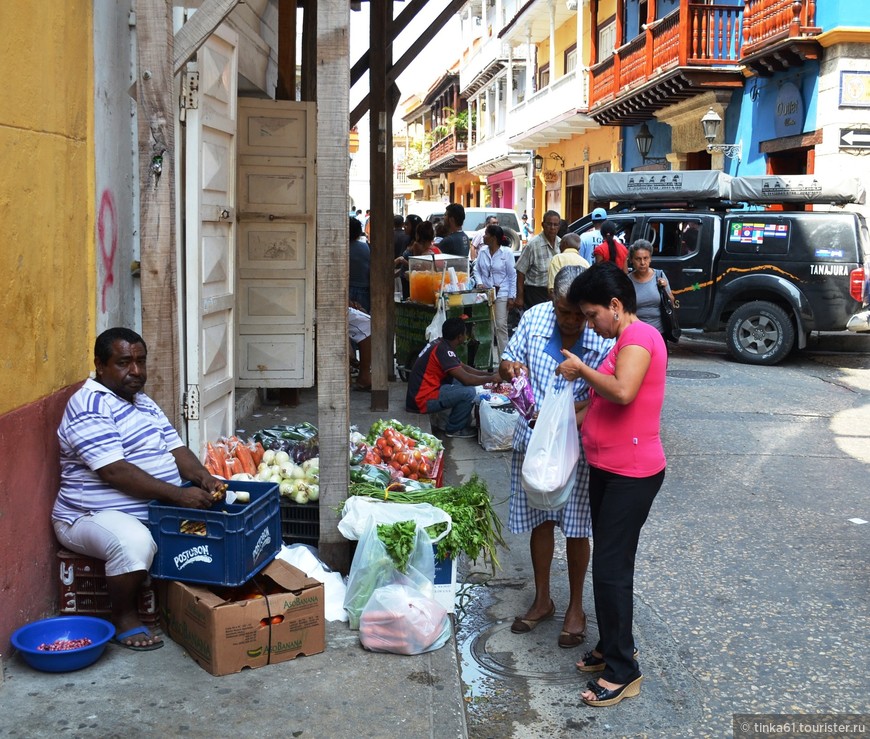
[576,648,639,673]
[113,626,164,652]
[510,601,555,634]
[582,675,643,707]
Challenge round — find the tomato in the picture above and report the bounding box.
[406,439,416,447]
[382,448,393,461]
[401,464,411,476]
[271,615,283,625]
[376,438,388,450]
[409,473,418,480]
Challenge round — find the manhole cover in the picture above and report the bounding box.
[462,613,598,685]
[666,369,720,379]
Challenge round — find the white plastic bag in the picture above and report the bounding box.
[359,583,451,655]
[339,497,452,543]
[343,521,435,630]
[521,379,579,511]
[424,299,447,342]
[478,402,519,452]
[276,544,347,622]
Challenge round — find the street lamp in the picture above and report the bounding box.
[438,183,445,197]
[533,154,543,173]
[634,122,668,165]
[701,107,742,162]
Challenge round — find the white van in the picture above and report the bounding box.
[407,204,522,251]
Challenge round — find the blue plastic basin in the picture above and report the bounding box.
[12,616,115,673]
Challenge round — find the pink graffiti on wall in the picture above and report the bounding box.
[97,189,117,313]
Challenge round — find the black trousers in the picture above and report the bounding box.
[524,284,549,308]
[589,465,665,684]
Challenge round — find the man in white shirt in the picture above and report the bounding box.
[470,214,499,260]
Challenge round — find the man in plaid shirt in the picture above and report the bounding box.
[499,265,614,648]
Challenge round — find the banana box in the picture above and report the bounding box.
[159,558,324,676]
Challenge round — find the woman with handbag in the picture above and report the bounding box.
[627,239,676,342]
[556,261,667,707]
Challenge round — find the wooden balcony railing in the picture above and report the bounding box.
[589,3,743,109]
[429,132,468,164]
[742,0,818,56]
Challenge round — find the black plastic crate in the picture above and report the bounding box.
[280,498,320,547]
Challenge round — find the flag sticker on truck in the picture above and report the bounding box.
[729,222,789,244]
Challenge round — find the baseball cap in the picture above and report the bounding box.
[591,207,607,221]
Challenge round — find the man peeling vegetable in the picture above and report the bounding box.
[51,328,224,651]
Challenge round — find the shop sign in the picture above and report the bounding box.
[839,71,870,108]
[774,82,804,138]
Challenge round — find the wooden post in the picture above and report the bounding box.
[369,0,390,411]
[315,0,351,573]
[276,0,297,100]
[136,0,180,424]
[302,0,317,102]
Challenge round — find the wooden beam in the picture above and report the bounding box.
[276,0,297,100]
[137,0,180,424]
[350,0,466,126]
[302,0,318,101]
[369,0,390,411]
[315,0,352,573]
[350,0,429,86]
[173,0,239,75]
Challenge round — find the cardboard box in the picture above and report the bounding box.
[432,551,457,614]
[160,559,325,676]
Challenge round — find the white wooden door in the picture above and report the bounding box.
[183,25,238,453]
[236,99,316,388]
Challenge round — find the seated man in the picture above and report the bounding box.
[52,327,224,650]
[405,317,500,438]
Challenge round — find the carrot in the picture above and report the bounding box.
[249,441,265,467]
[204,442,223,476]
[234,443,257,476]
[212,442,231,478]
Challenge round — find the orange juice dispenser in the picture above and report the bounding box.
[408,254,469,305]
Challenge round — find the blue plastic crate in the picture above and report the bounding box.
[148,481,281,587]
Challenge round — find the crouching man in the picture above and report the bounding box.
[405,318,500,438]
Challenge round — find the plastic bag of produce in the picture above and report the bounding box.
[478,402,519,452]
[521,379,579,511]
[360,583,451,655]
[338,498,451,543]
[343,520,435,630]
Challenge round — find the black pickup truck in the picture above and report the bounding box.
[574,171,870,365]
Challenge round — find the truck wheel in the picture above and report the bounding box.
[726,301,795,365]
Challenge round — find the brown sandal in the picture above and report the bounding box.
[510,601,555,634]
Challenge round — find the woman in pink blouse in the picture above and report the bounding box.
[556,261,667,707]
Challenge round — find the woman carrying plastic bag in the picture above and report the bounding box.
[521,378,579,510]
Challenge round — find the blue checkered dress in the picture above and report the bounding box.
[501,303,614,536]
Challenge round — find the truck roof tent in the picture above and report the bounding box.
[729,175,865,205]
[589,171,732,203]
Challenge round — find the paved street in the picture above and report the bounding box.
[449,331,870,738]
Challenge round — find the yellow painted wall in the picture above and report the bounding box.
[0,3,94,415]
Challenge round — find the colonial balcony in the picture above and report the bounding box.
[588,2,745,125]
[740,0,820,76]
[461,35,526,97]
[468,130,530,176]
[412,132,468,178]
[505,68,597,149]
